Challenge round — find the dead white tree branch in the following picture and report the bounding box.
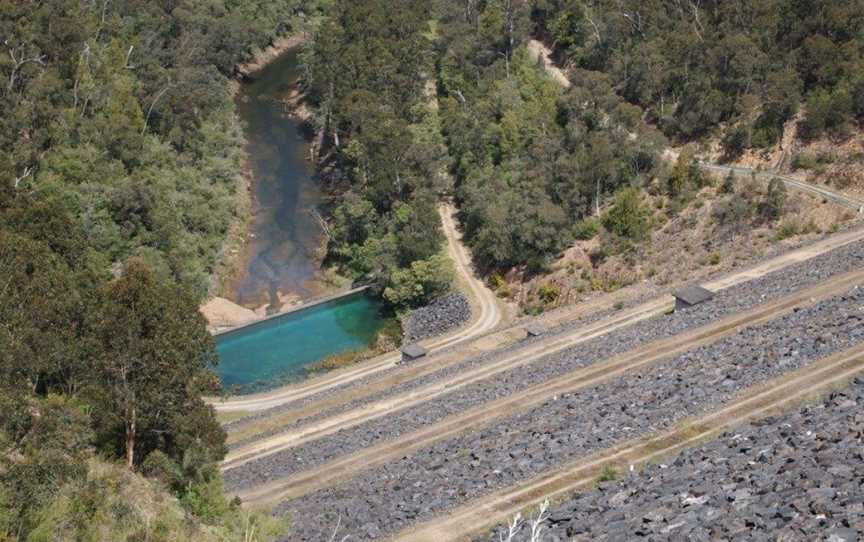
[498,511,523,542]
[528,499,551,542]
[124,45,135,69]
[689,0,705,42]
[141,83,172,135]
[6,45,46,94]
[326,515,351,542]
[310,208,333,241]
[585,14,603,46]
[498,498,551,542]
[14,166,33,189]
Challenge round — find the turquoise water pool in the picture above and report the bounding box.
[215,293,386,394]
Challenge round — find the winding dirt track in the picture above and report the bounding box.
[212,205,502,414]
[222,226,864,470]
[232,268,864,503]
[700,163,864,213]
[526,38,863,215]
[392,342,864,541]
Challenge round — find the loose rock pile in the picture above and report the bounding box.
[273,287,864,540]
[225,237,864,439]
[225,240,864,488]
[486,379,864,542]
[402,292,472,343]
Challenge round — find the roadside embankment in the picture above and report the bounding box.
[484,377,864,541]
[277,284,864,540]
[223,235,864,492]
[402,292,472,343]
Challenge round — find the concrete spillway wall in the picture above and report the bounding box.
[212,285,372,338]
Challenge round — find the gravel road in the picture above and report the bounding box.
[224,239,864,490]
[276,286,864,540]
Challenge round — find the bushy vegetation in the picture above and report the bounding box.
[302,0,454,308]
[428,0,860,273]
[0,1,316,539]
[0,234,285,539]
[534,0,864,150]
[601,187,652,242]
[1,1,322,297]
[434,1,666,272]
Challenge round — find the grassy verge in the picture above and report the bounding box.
[306,318,403,374]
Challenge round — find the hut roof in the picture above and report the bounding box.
[673,285,715,306]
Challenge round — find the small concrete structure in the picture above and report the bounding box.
[401,343,428,363]
[673,285,715,312]
[525,324,546,338]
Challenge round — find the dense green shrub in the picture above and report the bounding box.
[720,172,736,194]
[602,187,652,241]
[538,284,561,304]
[573,218,600,240]
[760,178,788,221]
[383,254,454,308]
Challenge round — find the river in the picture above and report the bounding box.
[229,49,323,310]
[215,47,387,394]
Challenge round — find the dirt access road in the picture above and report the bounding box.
[223,226,864,472]
[392,341,864,541]
[211,204,503,414]
[232,267,864,503]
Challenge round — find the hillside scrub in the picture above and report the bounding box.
[436,2,666,271]
[7,454,287,541]
[433,0,864,281]
[302,0,454,309]
[533,0,864,152]
[0,1,321,540]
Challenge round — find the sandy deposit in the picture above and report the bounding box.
[201,297,259,331]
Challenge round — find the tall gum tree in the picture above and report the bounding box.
[93,258,220,468]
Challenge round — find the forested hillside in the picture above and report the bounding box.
[297,0,864,302]
[0,1,316,539]
[428,0,864,275]
[437,3,666,270]
[302,0,455,308]
[533,0,864,149]
[2,0,320,296]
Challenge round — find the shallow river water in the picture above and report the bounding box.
[215,49,386,394]
[230,49,322,309]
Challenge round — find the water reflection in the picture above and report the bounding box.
[215,294,386,394]
[231,49,322,310]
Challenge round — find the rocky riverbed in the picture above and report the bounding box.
[272,286,864,540]
[484,379,864,542]
[402,292,471,343]
[224,238,864,487]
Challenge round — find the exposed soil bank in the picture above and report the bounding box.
[237,34,307,79]
[201,297,259,330]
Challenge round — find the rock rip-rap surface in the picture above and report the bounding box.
[402,292,472,343]
[275,288,864,540]
[484,378,864,542]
